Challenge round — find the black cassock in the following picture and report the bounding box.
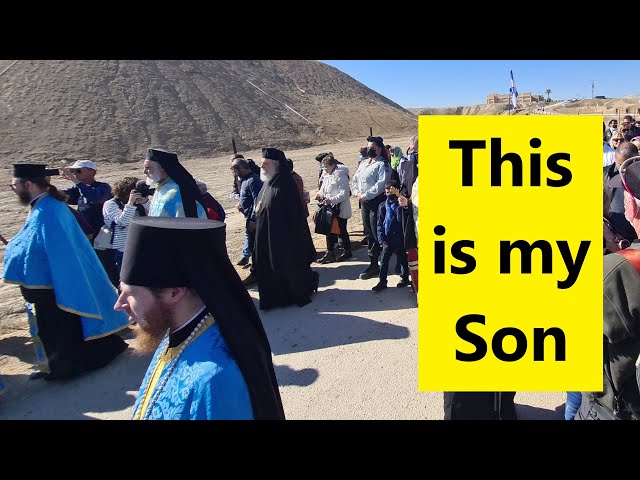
[254,171,317,310]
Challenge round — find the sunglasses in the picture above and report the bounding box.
[70,168,82,173]
[613,138,623,142]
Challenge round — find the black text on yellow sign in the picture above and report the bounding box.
[418,116,603,391]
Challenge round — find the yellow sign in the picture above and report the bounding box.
[418,115,603,391]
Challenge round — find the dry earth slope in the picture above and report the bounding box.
[0,60,417,167]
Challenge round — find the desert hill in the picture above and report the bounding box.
[0,60,417,167]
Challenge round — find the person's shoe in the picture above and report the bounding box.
[336,250,353,262]
[29,371,48,380]
[372,281,387,292]
[242,273,258,286]
[359,266,380,280]
[318,251,336,264]
[236,256,250,266]
[397,279,409,288]
[312,271,320,293]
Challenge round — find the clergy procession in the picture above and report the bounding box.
[0,136,419,419]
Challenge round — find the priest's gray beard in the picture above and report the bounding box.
[133,301,176,354]
[260,169,274,183]
[145,173,162,185]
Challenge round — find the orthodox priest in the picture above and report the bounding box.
[143,148,207,218]
[116,217,285,420]
[2,164,129,381]
[253,147,318,310]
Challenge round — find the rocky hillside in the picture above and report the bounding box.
[0,60,417,166]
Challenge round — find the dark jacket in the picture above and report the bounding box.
[239,172,263,219]
[64,181,112,237]
[583,243,640,419]
[604,163,624,216]
[377,198,404,249]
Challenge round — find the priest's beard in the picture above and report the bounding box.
[17,190,31,205]
[260,169,275,183]
[146,173,162,185]
[260,165,278,182]
[133,301,176,354]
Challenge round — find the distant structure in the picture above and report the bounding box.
[486,92,544,105]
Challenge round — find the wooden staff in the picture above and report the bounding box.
[369,127,373,137]
[0,232,8,245]
[232,138,237,154]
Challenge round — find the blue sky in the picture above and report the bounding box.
[320,60,640,109]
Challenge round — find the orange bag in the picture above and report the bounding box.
[331,217,340,235]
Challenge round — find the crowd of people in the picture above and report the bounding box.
[0,133,422,419]
[5,123,640,421]
[574,116,640,421]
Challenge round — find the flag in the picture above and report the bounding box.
[509,70,518,109]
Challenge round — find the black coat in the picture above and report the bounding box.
[254,171,317,310]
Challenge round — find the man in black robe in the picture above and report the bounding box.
[253,147,318,310]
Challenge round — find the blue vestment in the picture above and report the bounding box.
[149,178,206,218]
[2,194,130,339]
[132,314,254,420]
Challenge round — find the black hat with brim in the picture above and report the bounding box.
[13,164,59,179]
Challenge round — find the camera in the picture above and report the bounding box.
[135,180,155,197]
[619,238,631,250]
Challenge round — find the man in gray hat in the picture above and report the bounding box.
[61,159,117,285]
[60,159,112,240]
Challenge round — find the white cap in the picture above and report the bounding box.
[68,159,97,171]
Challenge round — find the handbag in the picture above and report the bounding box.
[93,223,114,250]
[313,203,339,235]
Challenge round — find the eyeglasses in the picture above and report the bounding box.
[9,181,23,189]
[70,169,82,173]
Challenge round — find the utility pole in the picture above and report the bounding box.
[591,80,595,99]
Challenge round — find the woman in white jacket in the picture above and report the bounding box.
[315,155,352,263]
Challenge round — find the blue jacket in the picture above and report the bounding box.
[377,198,404,249]
[239,173,263,219]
